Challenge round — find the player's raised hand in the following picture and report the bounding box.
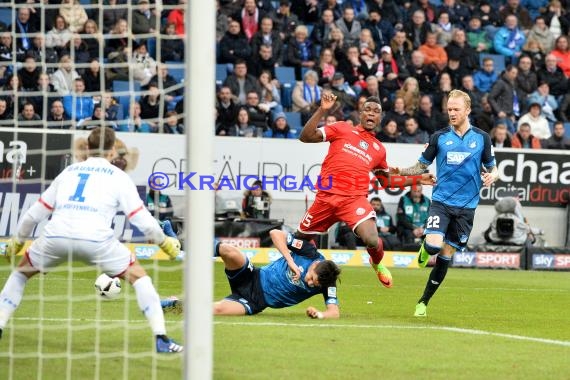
[159,236,181,260]
[320,92,337,110]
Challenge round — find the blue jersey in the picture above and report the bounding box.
[260,233,339,308]
[419,126,496,209]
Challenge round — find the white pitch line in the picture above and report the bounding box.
[11,317,570,348]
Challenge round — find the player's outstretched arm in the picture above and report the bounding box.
[306,304,340,320]
[299,92,337,143]
[269,229,300,280]
[481,165,499,187]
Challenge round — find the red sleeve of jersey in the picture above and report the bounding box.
[321,121,351,142]
[374,141,388,171]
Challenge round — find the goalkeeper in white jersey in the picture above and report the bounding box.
[0,127,183,353]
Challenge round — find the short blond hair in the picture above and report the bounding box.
[448,89,471,110]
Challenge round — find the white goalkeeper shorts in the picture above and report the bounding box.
[26,236,135,277]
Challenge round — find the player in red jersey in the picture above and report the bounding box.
[296,93,435,288]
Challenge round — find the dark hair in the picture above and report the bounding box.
[365,96,381,105]
[315,260,341,289]
[88,127,115,154]
[370,196,382,203]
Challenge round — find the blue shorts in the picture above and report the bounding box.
[424,201,476,250]
[225,260,267,315]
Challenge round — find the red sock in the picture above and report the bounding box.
[367,237,384,265]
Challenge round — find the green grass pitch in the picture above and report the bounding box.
[0,261,568,379]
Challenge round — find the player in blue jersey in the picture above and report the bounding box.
[213,229,341,319]
[394,90,499,317]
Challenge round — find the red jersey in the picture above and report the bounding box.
[317,122,388,196]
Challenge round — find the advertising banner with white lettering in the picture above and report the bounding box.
[479,150,570,208]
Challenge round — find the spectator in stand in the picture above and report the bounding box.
[466,14,491,53]
[292,70,321,123]
[59,0,88,33]
[329,72,357,118]
[460,74,484,121]
[396,184,431,247]
[132,41,157,86]
[360,76,384,106]
[216,86,238,135]
[264,112,296,139]
[550,35,570,77]
[273,0,300,42]
[244,90,270,132]
[476,94,496,133]
[397,116,429,144]
[432,72,453,114]
[382,97,408,132]
[419,31,448,73]
[415,94,447,136]
[490,123,513,148]
[362,7,394,49]
[395,77,420,117]
[148,63,183,104]
[167,0,186,37]
[285,25,316,81]
[477,1,502,33]
[82,19,101,61]
[18,55,41,91]
[323,26,347,63]
[161,22,184,62]
[29,72,60,119]
[101,92,124,124]
[521,38,546,71]
[14,8,37,57]
[319,0,342,21]
[543,121,570,149]
[227,106,259,137]
[405,9,432,50]
[493,15,526,64]
[373,0,403,28]
[251,17,283,67]
[315,48,337,88]
[103,0,127,33]
[104,18,131,59]
[219,20,252,66]
[131,0,157,35]
[390,30,414,68]
[433,11,453,47]
[26,35,58,72]
[499,0,533,31]
[337,45,373,94]
[216,0,228,43]
[543,0,567,38]
[410,0,437,23]
[537,54,568,100]
[258,70,282,115]
[516,55,538,98]
[45,15,73,56]
[517,101,551,140]
[511,122,542,149]
[1,74,29,116]
[233,0,265,42]
[124,101,152,133]
[62,78,94,125]
[488,65,523,134]
[310,9,336,47]
[528,16,555,54]
[358,29,379,69]
[437,0,471,29]
[557,91,570,122]
[405,50,436,95]
[83,58,105,93]
[376,46,407,99]
[249,44,277,78]
[18,102,42,128]
[47,99,72,129]
[223,60,261,105]
[163,111,184,134]
[527,81,558,125]
[64,34,91,69]
[335,5,361,46]
[139,82,168,131]
[445,28,479,73]
[0,98,11,122]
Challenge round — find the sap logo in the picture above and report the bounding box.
[135,245,159,259]
[331,252,353,265]
[243,250,258,260]
[268,250,282,262]
[555,255,570,268]
[447,151,471,165]
[454,251,476,266]
[533,254,554,268]
[393,255,414,267]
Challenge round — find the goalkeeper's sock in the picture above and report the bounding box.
[133,276,166,336]
[366,237,384,265]
[0,271,28,330]
[419,255,451,305]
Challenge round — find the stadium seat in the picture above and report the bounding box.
[275,66,296,85]
[146,37,157,59]
[0,7,13,27]
[216,64,227,86]
[284,111,302,130]
[479,54,506,75]
[564,123,570,139]
[112,80,141,94]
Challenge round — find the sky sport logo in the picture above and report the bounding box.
[147,172,424,192]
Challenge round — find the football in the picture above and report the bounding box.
[94,273,122,299]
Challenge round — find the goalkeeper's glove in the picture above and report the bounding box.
[159,236,181,260]
[4,239,24,259]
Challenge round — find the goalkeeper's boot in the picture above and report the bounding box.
[161,296,182,313]
[156,335,184,353]
[417,242,431,268]
[414,302,427,317]
[369,257,393,288]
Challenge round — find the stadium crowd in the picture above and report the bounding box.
[0,0,569,148]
